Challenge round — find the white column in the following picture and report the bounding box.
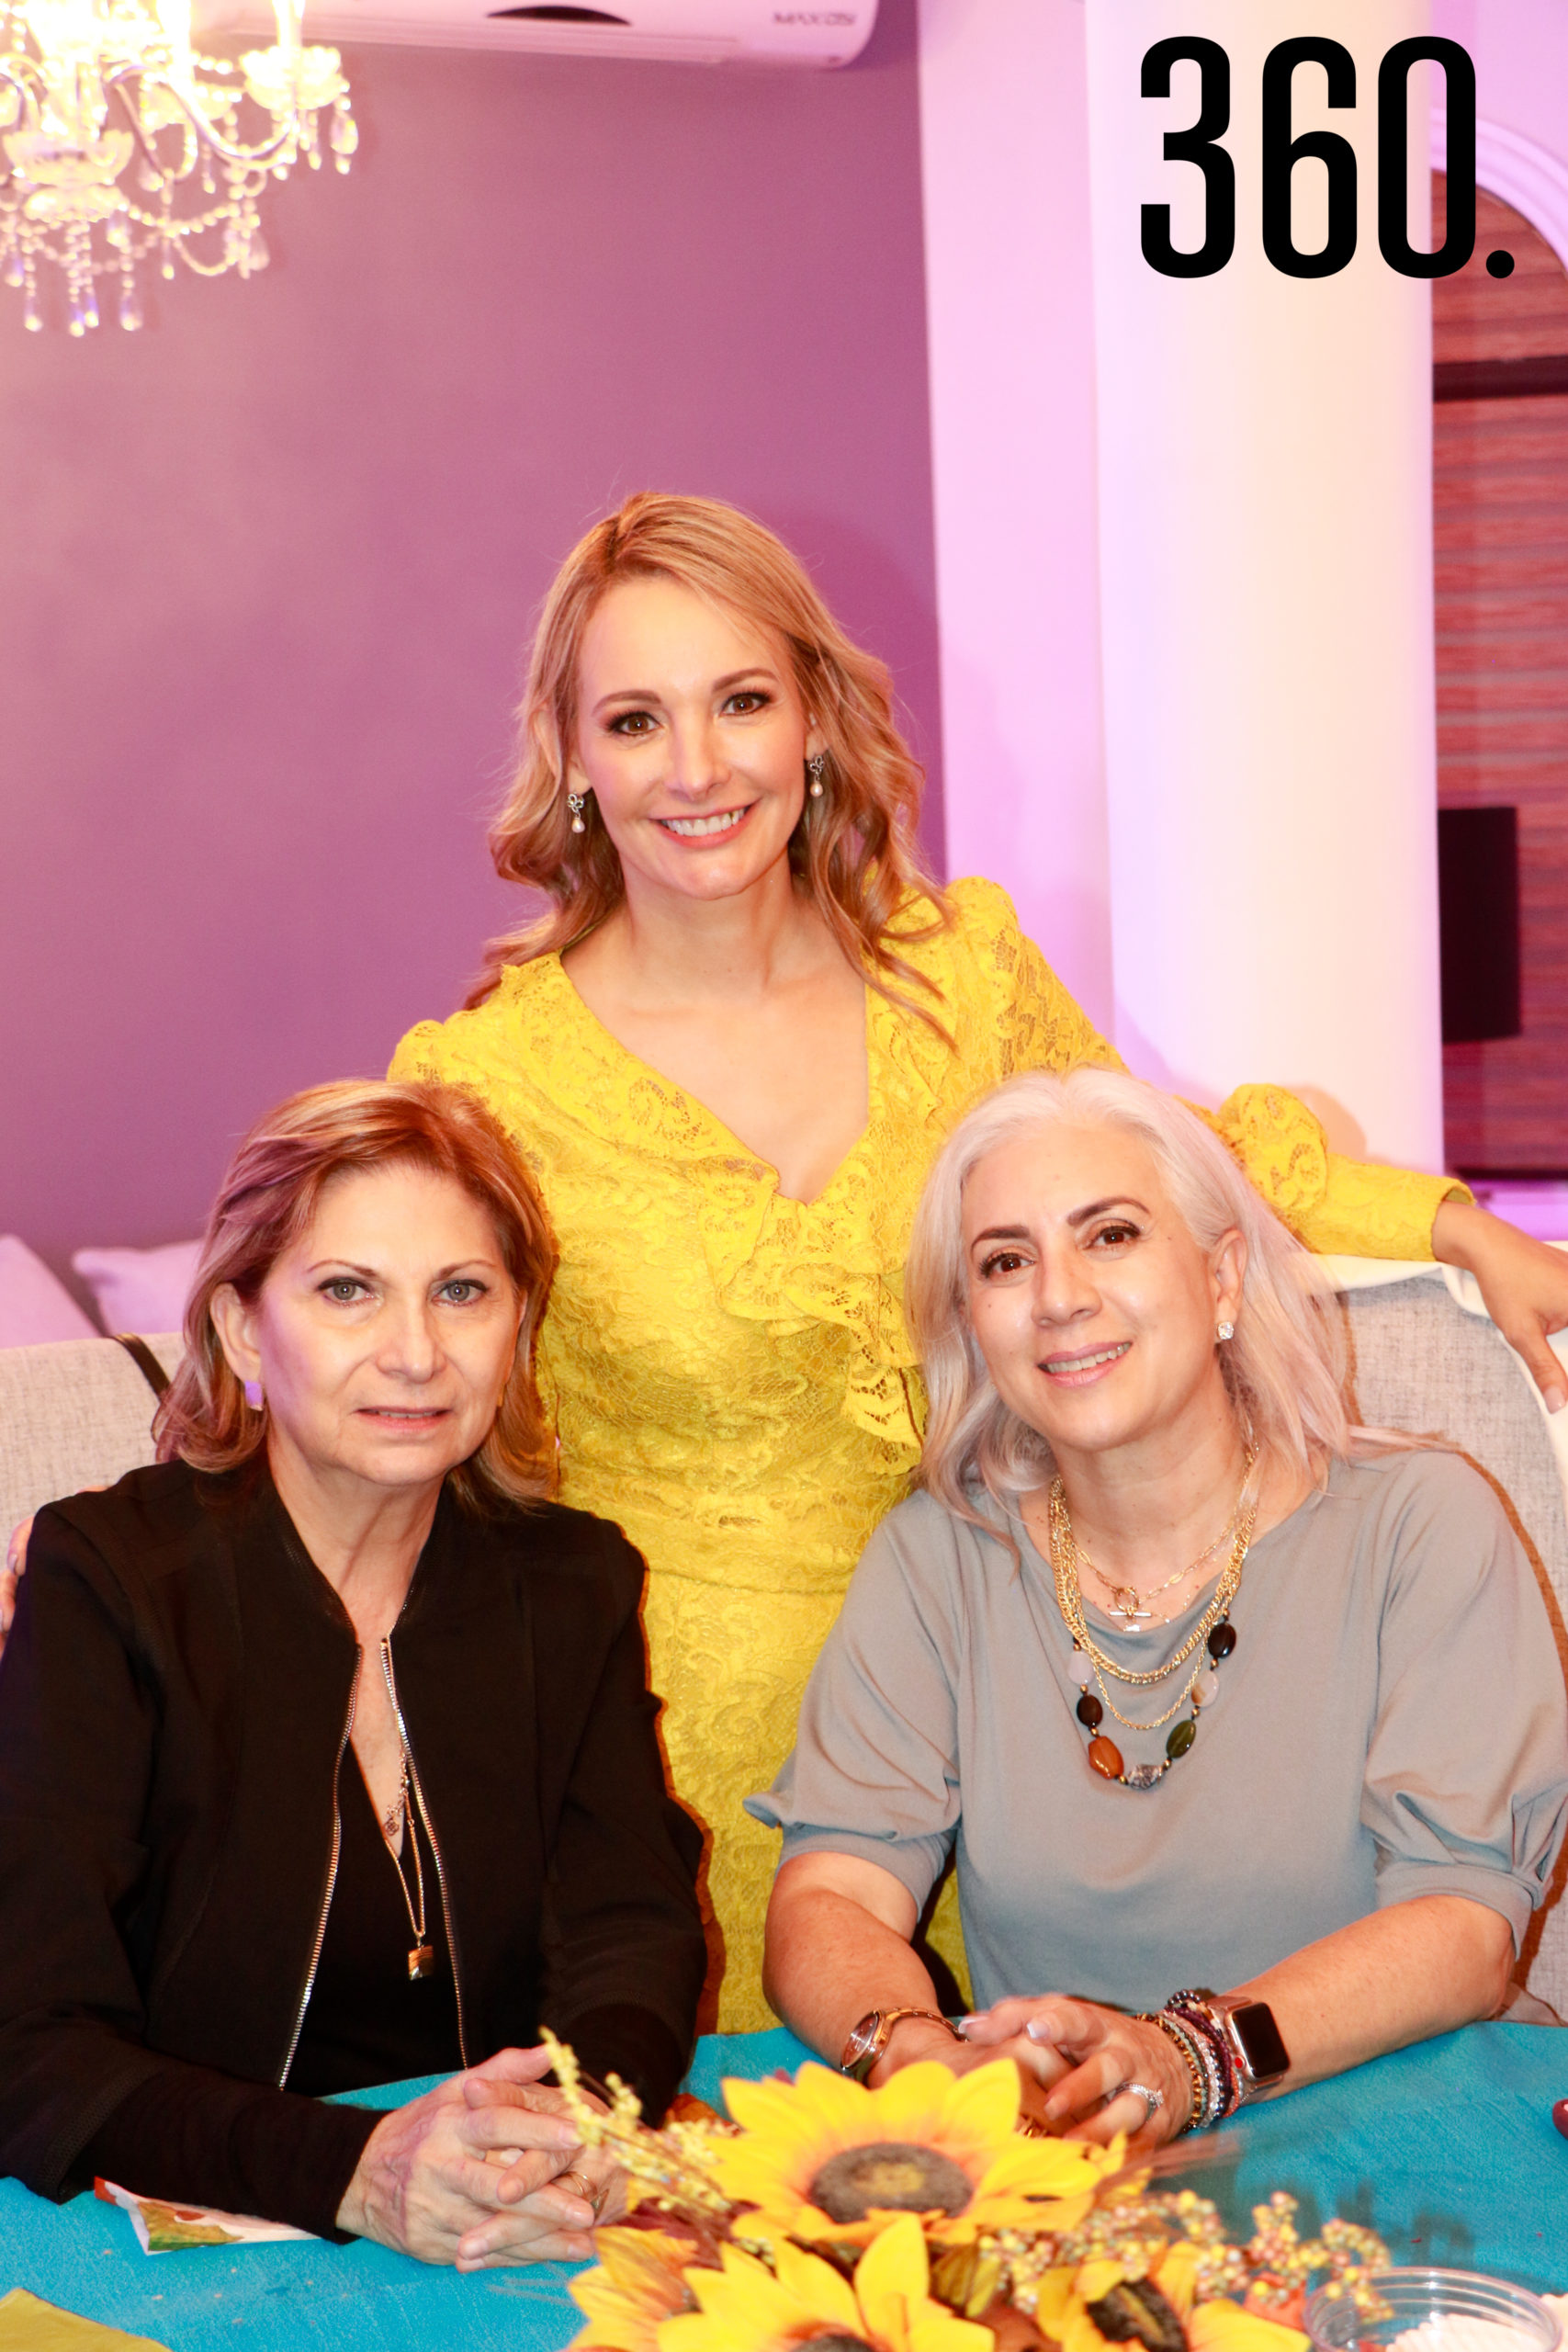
[917,0,1114,1030]
[1086,0,1445,1167]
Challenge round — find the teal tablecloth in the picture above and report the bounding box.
[1,2025,1563,2349]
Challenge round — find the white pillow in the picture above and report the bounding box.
[0,1235,99,1347]
[73,1239,203,1338]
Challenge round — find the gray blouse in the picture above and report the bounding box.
[748,1451,1568,2012]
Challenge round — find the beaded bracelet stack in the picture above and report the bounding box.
[1142,1992,1242,2134]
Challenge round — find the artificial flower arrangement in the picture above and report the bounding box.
[540,2030,1389,2352]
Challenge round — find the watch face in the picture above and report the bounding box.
[842,2013,883,2075]
[1231,2001,1290,2081]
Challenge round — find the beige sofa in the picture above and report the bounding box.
[3,1285,1566,2014]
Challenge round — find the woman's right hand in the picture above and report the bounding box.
[871,2013,1074,2132]
[336,2045,613,2267]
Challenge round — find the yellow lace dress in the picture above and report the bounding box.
[389,876,1460,2029]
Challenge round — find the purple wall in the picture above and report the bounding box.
[0,3,938,1281]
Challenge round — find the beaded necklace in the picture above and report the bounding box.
[1045,1450,1259,1791]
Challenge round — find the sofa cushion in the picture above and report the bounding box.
[73,1241,201,1339]
[0,1238,97,1349]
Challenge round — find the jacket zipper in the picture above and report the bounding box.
[279,1659,359,2086]
[380,1636,470,2069]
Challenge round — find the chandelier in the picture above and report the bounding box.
[0,0,355,334]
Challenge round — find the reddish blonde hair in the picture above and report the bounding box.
[468,492,947,1017]
[155,1080,557,1510]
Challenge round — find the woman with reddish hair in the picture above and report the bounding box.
[0,1080,704,2266]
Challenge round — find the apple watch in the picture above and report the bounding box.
[840,2007,961,2084]
[1192,1992,1291,2097]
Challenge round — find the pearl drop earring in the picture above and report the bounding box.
[568,792,588,834]
[807,753,826,798]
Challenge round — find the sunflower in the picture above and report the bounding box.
[656,2214,994,2352]
[571,2227,704,2352]
[708,2060,1118,2249]
[1034,2254,1308,2352]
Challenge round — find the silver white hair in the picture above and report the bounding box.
[907,1066,1397,1532]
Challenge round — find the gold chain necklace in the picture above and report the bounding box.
[1076,1459,1257,1623]
[1045,1453,1260,1790]
[1045,1445,1258,1686]
[382,1758,435,1981]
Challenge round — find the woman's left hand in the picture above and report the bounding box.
[1432,1201,1568,1413]
[452,2052,627,2269]
[960,1996,1190,2151]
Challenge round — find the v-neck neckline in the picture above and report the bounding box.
[543,950,878,1210]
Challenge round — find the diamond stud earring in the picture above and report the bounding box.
[1216,1322,1235,1343]
[568,792,588,834]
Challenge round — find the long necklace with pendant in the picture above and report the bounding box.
[382,1758,435,1981]
[1046,1448,1258,1790]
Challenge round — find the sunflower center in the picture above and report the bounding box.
[1085,2280,1189,2352]
[800,2336,874,2350]
[807,2142,975,2223]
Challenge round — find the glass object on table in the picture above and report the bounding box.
[1307,2267,1561,2352]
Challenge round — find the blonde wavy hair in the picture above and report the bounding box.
[155,1080,558,1511]
[908,1067,1397,1535]
[468,492,947,1015]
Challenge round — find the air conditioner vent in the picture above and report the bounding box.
[489,6,631,18]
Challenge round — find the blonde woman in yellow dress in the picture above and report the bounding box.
[389,492,1568,2030]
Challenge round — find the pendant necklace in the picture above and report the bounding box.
[382,1758,435,1981]
[1076,1487,1252,1625]
[1045,1447,1259,1791]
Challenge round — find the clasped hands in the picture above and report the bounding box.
[337,2043,626,2269]
[890,1997,1190,2154]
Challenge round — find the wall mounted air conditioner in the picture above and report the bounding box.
[194,0,877,66]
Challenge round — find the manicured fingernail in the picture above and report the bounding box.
[956,2016,981,2035]
[1025,2020,1057,2044]
[1545,1384,1566,1415]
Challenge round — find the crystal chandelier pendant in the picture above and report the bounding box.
[0,0,355,331]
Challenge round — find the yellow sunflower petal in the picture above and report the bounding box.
[773,2238,863,2332]
[720,2071,849,2152]
[976,2134,1118,2200]
[1076,2262,1133,2304]
[854,2216,997,2352]
[595,2232,696,2295]
[659,2245,815,2352]
[863,2060,987,2146]
[931,2059,1024,2149]
[570,2231,695,2352]
[1190,2301,1310,2352]
[1062,2303,1119,2352]
[1034,2270,1080,2335]
[908,2316,998,2352]
[572,2283,666,2352]
[1154,2245,1201,2319]
[853,2212,934,2332]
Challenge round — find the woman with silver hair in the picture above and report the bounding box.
[752,1067,1568,2147]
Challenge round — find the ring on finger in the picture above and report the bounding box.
[559,2167,604,2214]
[1110,2079,1164,2132]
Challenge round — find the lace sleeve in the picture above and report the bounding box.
[387,1020,453,1086]
[1204,1084,1468,1261]
[949,881,1466,1261]
[950,876,1126,1079]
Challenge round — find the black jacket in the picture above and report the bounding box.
[0,1461,705,2222]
